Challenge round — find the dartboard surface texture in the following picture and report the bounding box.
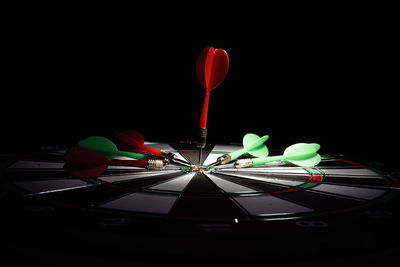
[1,141,400,264]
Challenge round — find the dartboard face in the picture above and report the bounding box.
[1,141,400,261]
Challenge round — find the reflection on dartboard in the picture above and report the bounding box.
[3,141,398,223]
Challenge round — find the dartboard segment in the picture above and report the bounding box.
[98,191,179,215]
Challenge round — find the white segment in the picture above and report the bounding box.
[311,184,386,200]
[148,173,195,192]
[234,195,312,216]
[9,160,64,169]
[321,168,382,178]
[217,172,304,187]
[99,192,177,214]
[15,179,91,194]
[205,173,259,194]
[203,144,239,165]
[97,170,181,183]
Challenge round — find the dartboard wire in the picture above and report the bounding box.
[215,167,313,180]
[22,183,96,197]
[313,179,392,191]
[97,169,183,184]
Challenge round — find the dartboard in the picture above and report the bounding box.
[1,141,400,262]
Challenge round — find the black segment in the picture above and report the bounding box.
[323,176,388,188]
[169,195,248,220]
[180,173,222,196]
[19,152,65,162]
[318,160,364,167]
[213,173,291,193]
[169,173,248,220]
[277,190,364,212]
[5,170,71,180]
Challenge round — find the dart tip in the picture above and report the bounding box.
[208,161,220,167]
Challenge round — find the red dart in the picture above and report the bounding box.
[114,130,163,156]
[114,130,190,166]
[64,147,147,178]
[196,47,229,148]
[114,130,191,167]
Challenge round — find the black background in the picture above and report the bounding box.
[2,4,398,166]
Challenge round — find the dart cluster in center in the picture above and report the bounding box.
[64,46,321,179]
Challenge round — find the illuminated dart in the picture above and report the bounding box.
[234,143,321,168]
[64,147,166,178]
[114,130,191,166]
[209,133,269,166]
[196,46,229,149]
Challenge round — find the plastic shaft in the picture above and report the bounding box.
[252,155,285,167]
[115,150,148,160]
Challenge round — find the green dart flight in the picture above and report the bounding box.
[209,133,269,166]
[78,136,149,160]
[234,143,321,168]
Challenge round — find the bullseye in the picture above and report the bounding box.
[182,165,214,173]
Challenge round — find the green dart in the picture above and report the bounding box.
[78,136,149,160]
[234,143,321,168]
[209,133,269,166]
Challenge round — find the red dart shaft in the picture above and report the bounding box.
[199,90,210,129]
[142,145,163,157]
[109,159,148,168]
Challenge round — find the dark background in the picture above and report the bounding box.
[2,4,398,168]
[1,4,399,266]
